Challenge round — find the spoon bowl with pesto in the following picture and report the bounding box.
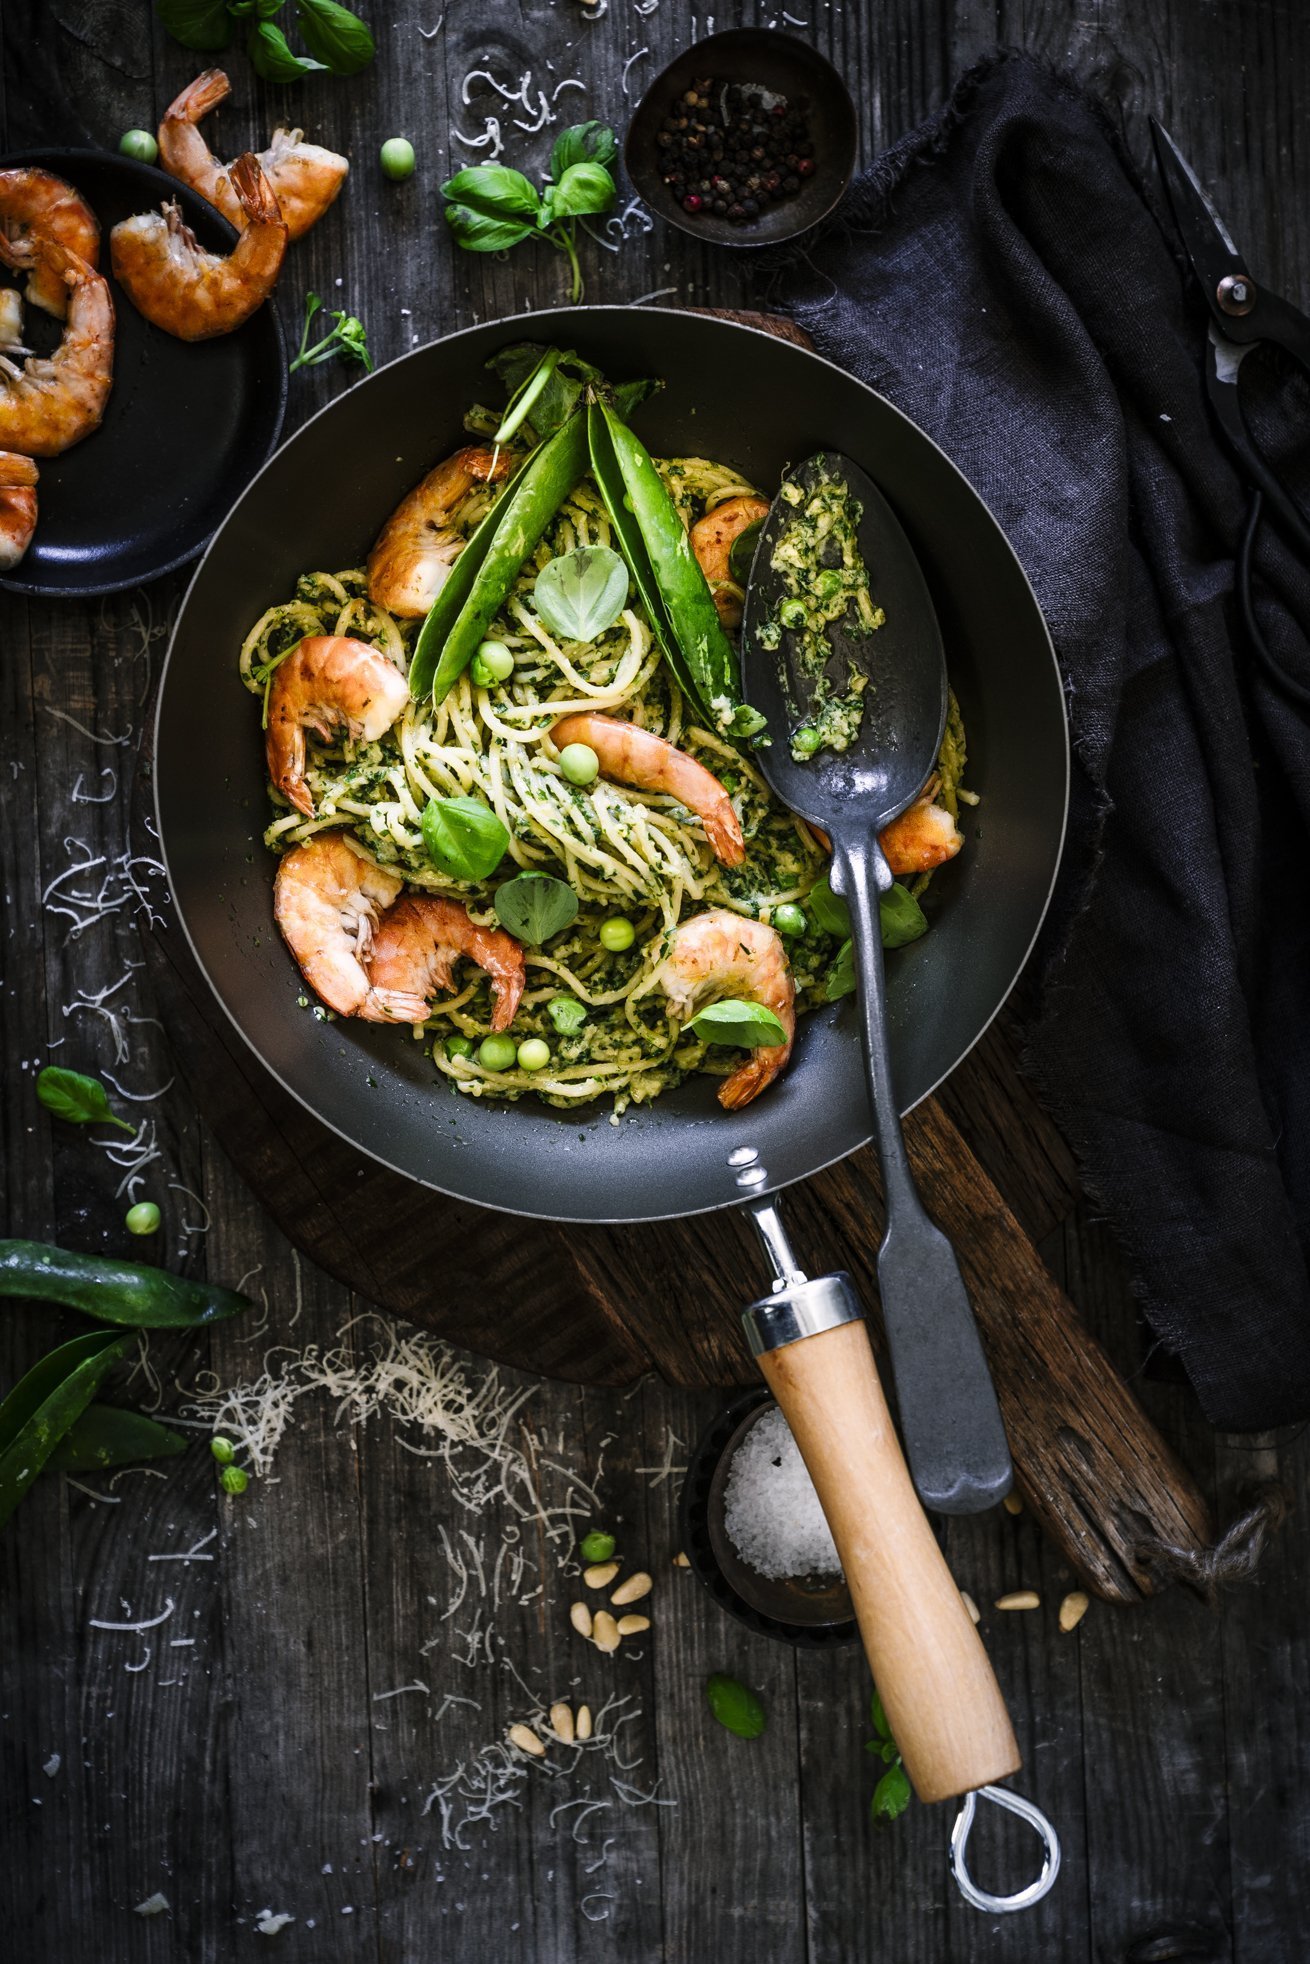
[740,450,1013,1516]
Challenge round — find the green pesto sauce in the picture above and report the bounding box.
[762,470,885,762]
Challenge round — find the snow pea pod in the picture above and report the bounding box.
[50,1404,186,1474]
[586,399,700,709]
[0,1240,255,1328]
[0,1329,129,1529]
[413,409,592,703]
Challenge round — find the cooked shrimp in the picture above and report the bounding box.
[0,450,38,568]
[109,153,287,343]
[549,712,746,868]
[0,167,100,318]
[367,446,511,619]
[690,494,770,630]
[266,635,410,819]
[880,793,963,875]
[273,834,412,1019]
[0,289,25,353]
[0,237,113,457]
[659,908,796,1110]
[366,896,526,1031]
[159,69,348,243]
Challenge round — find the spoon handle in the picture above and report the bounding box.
[832,830,1013,1514]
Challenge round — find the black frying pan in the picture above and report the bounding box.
[154,307,1068,1226]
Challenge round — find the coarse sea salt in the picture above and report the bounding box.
[722,1406,841,1580]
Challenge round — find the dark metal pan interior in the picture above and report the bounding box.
[154,307,1067,1224]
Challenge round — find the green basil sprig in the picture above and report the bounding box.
[155,0,373,78]
[705,1672,766,1739]
[421,796,509,883]
[686,1000,787,1049]
[441,126,618,304]
[590,399,764,741]
[494,872,578,945]
[0,1240,255,1328]
[0,1331,129,1530]
[248,19,326,80]
[534,546,628,644]
[37,1066,133,1135]
[412,410,590,702]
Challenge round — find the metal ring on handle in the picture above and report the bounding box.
[949,1785,1061,1913]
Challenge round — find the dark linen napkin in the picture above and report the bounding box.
[775,51,1310,1429]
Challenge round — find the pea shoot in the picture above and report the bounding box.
[380,137,416,181]
[120,129,158,164]
[289,290,374,376]
[125,1201,161,1236]
[599,917,635,953]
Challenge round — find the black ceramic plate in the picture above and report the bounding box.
[0,147,286,598]
[155,306,1068,1225]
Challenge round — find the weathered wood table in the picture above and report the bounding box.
[2,2,1308,1959]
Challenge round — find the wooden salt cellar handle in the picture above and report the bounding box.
[759,1319,1021,1803]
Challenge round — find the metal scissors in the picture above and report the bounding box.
[1151,118,1310,709]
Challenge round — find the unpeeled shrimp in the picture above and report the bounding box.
[659,908,796,1110]
[366,896,526,1031]
[109,153,287,342]
[159,69,348,243]
[367,446,511,619]
[265,635,411,819]
[273,834,411,1019]
[880,792,963,875]
[0,450,38,568]
[0,237,114,457]
[0,289,26,353]
[0,167,100,318]
[549,711,746,868]
[690,494,770,630]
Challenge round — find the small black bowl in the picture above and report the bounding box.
[624,29,857,249]
[678,1387,858,1648]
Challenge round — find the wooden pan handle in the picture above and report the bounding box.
[757,1318,1021,1803]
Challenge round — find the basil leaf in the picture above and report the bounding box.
[442,165,541,222]
[445,205,537,253]
[247,19,327,78]
[549,122,618,179]
[547,995,587,1035]
[534,546,628,643]
[879,881,929,949]
[728,517,764,585]
[824,938,855,1002]
[50,1404,187,1474]
[295,0,375,73]
[494,873,578,945]
[421,796,510,883]
[37,1066,133,1135]
[809,872,849,938]
[871,1762,912,1822]
[870,1690,891,1739]
[154,0,233,51]
[0,1331,129,1531]
[686,999,787,1049]
[546,161,616,221]
[705,1672,766,1739]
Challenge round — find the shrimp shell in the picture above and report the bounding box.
[0,167,100,319]
[366,895,527,1031]
[659,907,796,1109]
[0,236,114,457]
[273,834,412,1020]
[266,635,411,819]
[367,446,511,619]
[159,69,348,244]
[109,153,287,343]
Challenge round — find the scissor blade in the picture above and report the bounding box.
[1150,118,1246,282]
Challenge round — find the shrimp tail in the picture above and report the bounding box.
[165,67,232,123]
[360,987,432,1025]
[229,153,281,226]
[718,1048,788,1110]
[266,718,312,817]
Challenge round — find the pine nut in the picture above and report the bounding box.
[584,1561,620,1589]
[593,1610,621,1654]
[508,1723,546,1757]
[576,1704,593,1741]
[1002,1492,1024,1516]
[1059,1590,1090,1632]
[616,1614,650,1636]
[995,1590,1040,1610]
[611,1570,652,1606]
[569,1600,593,1639]
[549,1701,575,1743]
[672,1551,690,1568]
[960,1591,980,1624]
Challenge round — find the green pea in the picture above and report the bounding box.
[478,1034,517,1071]
[815,568,844,601]
[517,1037,551,1073]
[792,726,821,757]
[380,137,417,181]
[125,1201,161,1235]
[580,1529,616,1564]
[470,639,514,687]
[120,129,159,165]
[210,1435,236,1465]
[773,903,807,938]
[599,917,635,953]
[220,1465,249,1495]
[779,597,807,629]
[444,1034,474,1060]
[559,742,599,786]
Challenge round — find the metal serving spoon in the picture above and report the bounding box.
[740,450,1011,1515]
